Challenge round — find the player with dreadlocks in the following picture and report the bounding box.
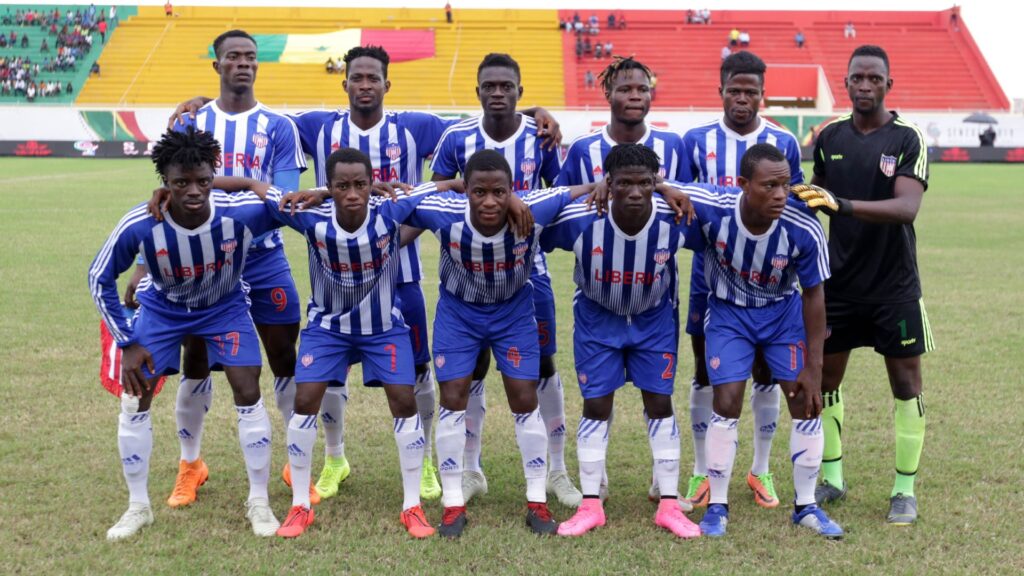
[89,127,297,540]
[555,56,692,506]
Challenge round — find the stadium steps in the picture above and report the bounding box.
[77,6,564,109]
[560,9,1008,111]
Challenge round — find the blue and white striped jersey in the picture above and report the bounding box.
[289,109,456,284]
[407,187,573,304]
[678,184,830,307]
[89,190,285,346]
[271,183,439,335]
[540,197,703,316]
[429,114,561,191]
[681,117,805,297]
[428,113,560,277]
[681,117,804,187]
[176,101,306,252]
[555,124,689,186]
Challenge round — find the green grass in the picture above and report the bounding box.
[1,159,1022,574]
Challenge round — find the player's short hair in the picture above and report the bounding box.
[604,143,661,179]
[464,149,513,185]
[848,44,890,74]
[740,143,787,180]
[599,56,652,94]
[343,45,390,78]
[212,29,256,59]
[151,126,221,179]
[720,50,766,86]
[477,52,521,83]
[326,147,373,182]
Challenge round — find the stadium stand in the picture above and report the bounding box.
[0,5,127,104]
[77,6,565,109]
[561,9,1008,111]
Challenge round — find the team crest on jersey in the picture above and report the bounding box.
[251,132,269,149]
[771,255,789,270]
[220,239,237,254]
[386,143,402,161]
[376,234,391,250]
[301,354,314,367]
[435,355,446,369]
[709,356,721,370]
[879,154,897,177]
[520,158,536,178]
[512,241,530,256]
[653,249,671,265]
[578,372,588,385]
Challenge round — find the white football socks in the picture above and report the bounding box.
[791,418,824,506]
[706,412,739,505]
[689,380,713,476]
[414,370,436,464]
[435,407,467,507]
[118,395,152,507]
[750,382,780,476]
[576,417,610,497]
[175,376,211,463]
[321,385,347,458]
[393,415,425,510]
[648,416,681,498]
[464,379,486,473]
[513,408,548,503]
[236,399,272,502]
[287,413,317,508]
[273,376,296,425]
[537,372,567,473]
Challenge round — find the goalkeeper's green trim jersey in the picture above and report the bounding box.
[812,112,929,304]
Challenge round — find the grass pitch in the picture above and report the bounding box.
[1,159,1022,574]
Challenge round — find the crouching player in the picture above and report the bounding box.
[260,148,474,539]
[540,144,702,539]
[88,128,286,540]
[682,144,843,539]
[408,150,596,537]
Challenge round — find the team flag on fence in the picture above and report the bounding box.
[207,29,435,64]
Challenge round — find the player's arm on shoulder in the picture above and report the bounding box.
[167,96,212,130]
[655,180,696,225]
[521,107,561,150]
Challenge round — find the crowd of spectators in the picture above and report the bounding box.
[1,5,111,101]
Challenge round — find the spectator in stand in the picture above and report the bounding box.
[844,21,856,39]
[65,80,72,94]
[594,42,603,59]
[604,40,613,57]
[98,19,107,43]
[795,30,805,48]
[445,2,452,24]
[618,11,626,29]
[729,28,740,47]
[701,8,712,24]
[739,30,750,47]
[589,14,600,35]
[950,5,960,32]
[584,69,595,90]
[40,38,48,53]
[650,71,658,101]
[109,6,117,25]
[21,32,28,48]
[91,61,101,76]
[575,37,584,60]
[10,31,17,44]
[686,9,694,24]
[979,125,996,147]
[584,37,592,56]
[0,33,6,48]
[26,81,36,102]
[164,1,173,18]
[574,19,584,35]
[573,11,581,26]
[325,57,335,74]
[608,12,616,30]
[721,45,731,60]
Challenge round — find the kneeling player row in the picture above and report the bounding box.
[90,128,842,541]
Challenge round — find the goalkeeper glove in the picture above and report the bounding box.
[790,184,853,216]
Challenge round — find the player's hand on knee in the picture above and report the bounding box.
[792,366,823,418]
[121,344,155,398]
[790,184,851,216]
[507,194,535,237]
[166,96,211,129]
[147,186,171,221]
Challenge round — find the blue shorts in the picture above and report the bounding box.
[133,294,262,379]
[295,324,415,387]
[433,286,539,382]
[395,281,430,367]
[243,245,301,326]
[704,295,806,386]
[572,296,679,400]
[531,272,558,357]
